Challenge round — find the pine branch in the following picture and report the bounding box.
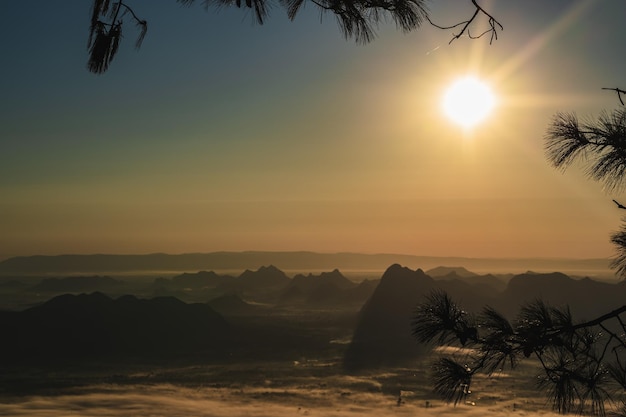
[426,0,503,44]
[602,87,626,106]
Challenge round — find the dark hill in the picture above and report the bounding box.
[427,267,506,292]
[344,264,435,370]
[279,269,358,307]
[0,292,229,362]
[291,269,355,291]
[170,270,227,289]
[468,273,508,292]
[344,264,504,370]
[500,272,624,319]
[426,266,477,278]
[236,265,290,289]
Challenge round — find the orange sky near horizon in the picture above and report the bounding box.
[1,0,625,261]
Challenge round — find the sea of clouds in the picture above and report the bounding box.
[0,382,564,417]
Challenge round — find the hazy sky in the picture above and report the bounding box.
[2,0,626,260]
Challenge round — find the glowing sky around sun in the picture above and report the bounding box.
[1,0,625,260]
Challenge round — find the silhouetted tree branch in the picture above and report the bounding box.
[87,0,502,74]
[88,1,147,74]
[425,0,502,44]
[602,88,626,106]
[413,291,626,416]
[545,88,626,277]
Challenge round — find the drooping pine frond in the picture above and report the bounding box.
[517,299,554,329]
[303,0,428,44]
[178,0,270,24]
[577,364,611,416]
[479,306,518,373]
[179,0,427,43]
[538,354,611,416]
[538,363,580,415]
[412,290,477,346]
[545,112,589,168]
[608,361,626,390]
[431,357,474,405]
[545,109,626,191]
[515,299,566,358]
[88,1,148,74]
[610,224,626,278]
[414,291,626,416]
[134,18,148,48]
[91,0,113,27]
[87,22,122,74]
[281,0,306,19]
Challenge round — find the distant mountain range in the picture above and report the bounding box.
[154,266,376,308]
[0,251,613,277]
[1,262,624,370]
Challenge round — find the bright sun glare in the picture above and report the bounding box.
[442,76,496,128]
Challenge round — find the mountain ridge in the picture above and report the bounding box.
[0,252,613,277]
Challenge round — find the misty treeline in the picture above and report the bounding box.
[87,0,501,73]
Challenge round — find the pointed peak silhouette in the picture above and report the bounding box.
[381,264,427,281]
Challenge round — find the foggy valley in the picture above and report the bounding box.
[0,253,624,416]
[4,0,626,415]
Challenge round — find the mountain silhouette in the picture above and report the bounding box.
[278,269,362,306]
[344,264,509,370]
[426,266,478,278]
[0,292,229,362]
[500,272,625,319]
[235,265,290,289]
[344,267,626,371]
[290,269,355,291]
[344,264,436,370]
[170,270,226,289]
[0,252,612,277]
[215,266,291,301]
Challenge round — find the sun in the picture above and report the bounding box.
[442,76,496,128]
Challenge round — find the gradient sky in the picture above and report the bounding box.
[2,0,626,260]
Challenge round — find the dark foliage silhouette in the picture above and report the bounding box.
[493,15,626,410]
[87,0,502,73]
[545,90,626,277]
[413,290,626,415]
[88,1,147,73]
[0,292,230,361]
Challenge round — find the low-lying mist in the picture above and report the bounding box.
[0,376,564,417]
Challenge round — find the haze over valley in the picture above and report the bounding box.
[1,252,625,415]
[4,0,626,415]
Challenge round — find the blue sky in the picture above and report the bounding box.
[2,0,626,260]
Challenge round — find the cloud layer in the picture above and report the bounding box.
[0,382,565,417]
